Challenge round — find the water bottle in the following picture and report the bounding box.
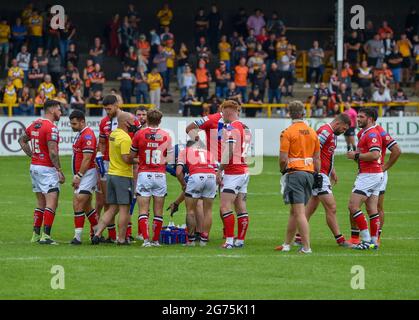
[96,152,106,178]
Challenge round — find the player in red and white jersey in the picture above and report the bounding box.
[176,140,217,246]
[294,114,352,247]
[96,95,141,242]
[18,100,64,245]
[349,113,402,245]
[216,101,251,249]
[129,109,173,247]
[346,108,384,250]
[69,110,99,245]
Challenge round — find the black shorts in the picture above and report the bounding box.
[402,57,411,68]
[344,127,356,137]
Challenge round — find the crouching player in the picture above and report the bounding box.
[176,140,217,246]
[217,101,251,249]
[129,109,173,247]
[347,108,383,250]
[69,110,99,244]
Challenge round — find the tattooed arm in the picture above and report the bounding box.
[47,141,65,184]
[18,133,32,158]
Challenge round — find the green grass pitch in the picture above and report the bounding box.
[0,155,418,300]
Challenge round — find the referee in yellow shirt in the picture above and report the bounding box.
[92,112,138,245]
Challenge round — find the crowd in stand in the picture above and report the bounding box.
[0,3,419,117]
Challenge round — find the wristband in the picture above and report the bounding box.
[354,153,360,162]
[77,172,84,178]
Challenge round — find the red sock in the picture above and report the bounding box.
[352,211,368,231]
[107,224,116,240]
[220,210,226,238]
[369,214,381,239]
[126,221,132,238]
[237,213,249,241]
[43,207,56,235]
[138,215,148,240]
[33,208,44,231]
[295,233,302,242]
[74,211,85,229]
[86,209,98,237]
[152,216,163,242]
[335,234,346,245]
[222,211,235,238]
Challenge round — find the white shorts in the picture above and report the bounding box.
[185,173,217,199]
[136,172,167,197]
[221,174,250,195]
[30,164,60,194]
[100,160,110,182]
[312,173,333,197]
[352,173,384,198]
[379,171,388,195]
[74,168,98,195]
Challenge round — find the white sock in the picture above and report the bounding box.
[75,228,83,241]
[226,237,234,245]
[371,236,378,245]
[360,229,371,243]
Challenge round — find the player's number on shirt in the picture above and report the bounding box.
[242,142,250,158]
[31,138,40,154]
[198,151,206,164]
[145,149,162,165]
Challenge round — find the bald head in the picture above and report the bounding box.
[118,112,135,132]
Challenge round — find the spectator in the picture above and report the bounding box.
[16,45,31,81]
[234,57,249,102]
[157,3,173,30]
[163,42,176,93]
[344,31,361,68]
[267,62,283,104]
[127,3,140,24]
[341,61,354,89]
[397,34,413,86]
[44,7,60,52]
[245,28,257,56]
[196,59,211,102]
[372,86,392,116]
[87,90,104,116]
[386,46,403,90]
[247,50,264,75]
[247,9,265,36]
[266,12,285,37]
[415,54,419,97]
[246,87,263,118]
[218,35,231,71]
[8,58,24,94]
[375,62,393,88]
[149,28,161,59]
[28,9,43,54]
[21,3,33,27]
[176,42,189,88]
[205,94,221,114]
[392,88,409,116]
[70,89,85,112]
[17,85,34,115]
[179,88,198,116]
[0,18,11,70]
[263,33,277,70]
[196,36,211,64]
[48,47,62,88]
[208,4,223,53]
[55,91,69,115]
[364,34,384,68]
[147,67,163,109]
[336,82,352,105]
[233,8,248,37]
[357,60,373,98]
[90,63,105,93]
[106,14,120,56]
[34,47,49,75]
[305,41,324,88]
[28,59,44,95]
[2,78,17,114]
[134,65,149,104]
[118,17,134,57]
[310,82,333,117]
[58,16,76,65]
[378,21,394,39]
[256,27,268,45]
[68,70,82,99]
[383,32,396,59]
[34,89,47,111]
[361,20,375,43]
[232,34,247,65]
[352,87,368,105]
[153,45,169,91]
[38,74,56,100]
[66,43,79,67]
[328,69,340,95]
[214,61,231,99]
[405,7,419,39]
[194,8,209,45]
[89,37,105,66]
[11,17,27,58]
[226,81,241,103]
[251,63,267,99]
[118,64,134,104]
[179,64,197,98]
[124,46,138,70]
[279,48,296,97]
[160,26,174,45]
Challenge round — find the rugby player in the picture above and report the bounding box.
[69,110,99,245]
[18,100,65,245]
[216,101,251,249]
[176,140,217,246]
[129,109,173,247]
[346,108,384,250]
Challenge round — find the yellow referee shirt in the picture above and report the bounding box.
[108,128,133,178]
